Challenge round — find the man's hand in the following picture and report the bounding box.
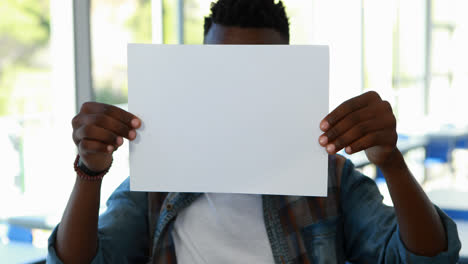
[72,102,141,172]
[318,91,398,168]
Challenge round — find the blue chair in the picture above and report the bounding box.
[6,224,33,243]
[424,136,455,165]
[442,208,468,221]
[455,134,468,149]
[423,136,457,184]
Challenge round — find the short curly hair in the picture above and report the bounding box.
[204,0,290,42]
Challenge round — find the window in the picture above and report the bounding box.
[363,0,468,124]
[362,0,468,205]
[91,0,151,105]
[429,0,468,122]
[362,0,426,123]
[0,0,76,245]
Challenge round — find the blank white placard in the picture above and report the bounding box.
[128,44,329,196]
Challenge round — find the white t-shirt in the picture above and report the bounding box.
[172,193,275,264]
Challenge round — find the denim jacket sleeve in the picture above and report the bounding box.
[340,159,461,263]
[47,177,149,264]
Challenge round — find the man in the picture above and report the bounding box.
[48,0,460,263]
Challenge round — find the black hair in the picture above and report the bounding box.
[204,0,290,41]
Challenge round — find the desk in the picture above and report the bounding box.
[0,241,47,264]
[5,216,56,231]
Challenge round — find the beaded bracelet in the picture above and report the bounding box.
[74,154,111,181]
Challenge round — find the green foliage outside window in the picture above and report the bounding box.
[0,0,50,116]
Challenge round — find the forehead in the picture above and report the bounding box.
[204,23,288,45]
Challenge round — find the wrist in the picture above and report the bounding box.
[378,148,407,175]
[74,155,111,181]
[78,158,109,176]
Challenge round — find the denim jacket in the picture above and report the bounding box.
[47,157,461,263]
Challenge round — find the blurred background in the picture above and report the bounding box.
[0,0,467,263]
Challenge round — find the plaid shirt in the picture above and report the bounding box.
[48,156,461,263]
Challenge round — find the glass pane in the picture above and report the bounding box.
[430,0,468,126]
[0,0,76,246]
[284,0,313,44]
[362,0,395,92]
[394,82,425,123]
[183,0,208,44]
[431,29,453,74]
[0,1,52,117]
[363,0,426,121]
[0,0,50,205]
[429,76,451,118]
[432,0,457,25]
[395,0,426,78]
[162,0,179,44]
[451,16,468,126]
[91,0,151,105]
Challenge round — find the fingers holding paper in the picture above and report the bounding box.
[318,91,398,167]
[72,102,141,171]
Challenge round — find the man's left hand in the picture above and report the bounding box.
[318,91,398,168]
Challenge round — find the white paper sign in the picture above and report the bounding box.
[129,44,329,196]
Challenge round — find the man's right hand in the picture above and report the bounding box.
[72,102,141,172]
